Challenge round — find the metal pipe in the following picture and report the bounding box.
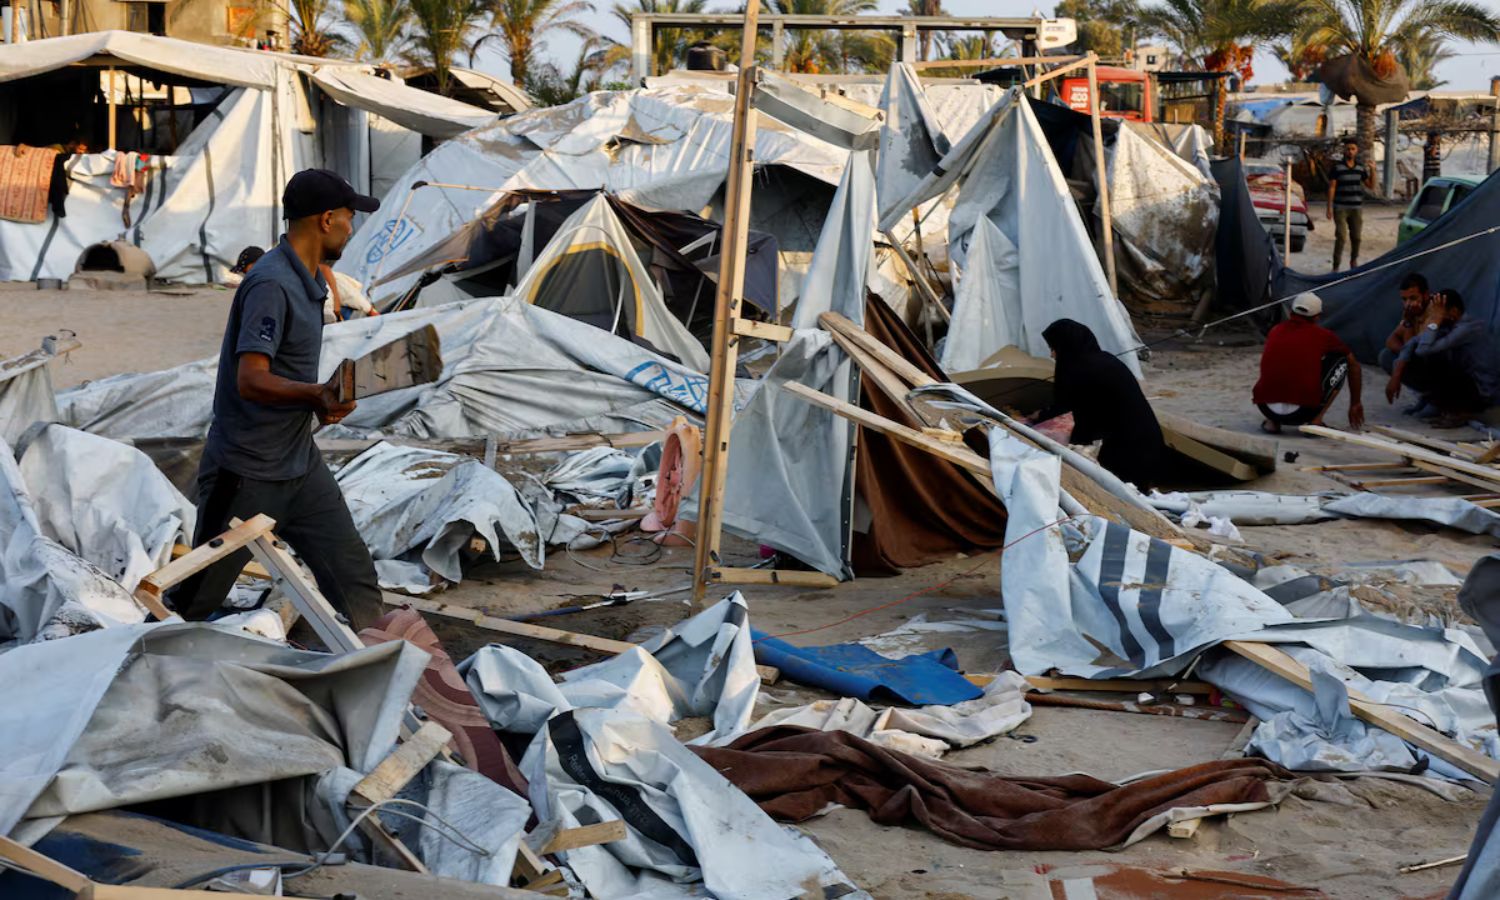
[1283,158,1293,259]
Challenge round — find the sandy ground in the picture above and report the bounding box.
[1290,199,1404,275]
[2,265,1493,898]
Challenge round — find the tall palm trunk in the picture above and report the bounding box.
[1355,102,1377,167]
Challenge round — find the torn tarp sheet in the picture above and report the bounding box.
[748,671,1032,757]
[0,622,426,838]
[0,436,143,644]
[987,427,1293,677]
[1149,489,1500,536]
[523,710,865,900]
[17,424,195,593]
[334,441,587,585]
[752,631,983,706]
[464,595,759,746]
[57,297,704,442]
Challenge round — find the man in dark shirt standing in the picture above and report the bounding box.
[1327,139,1374,271]
[171,169,384,630]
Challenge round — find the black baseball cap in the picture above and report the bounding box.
[283,168,380,220]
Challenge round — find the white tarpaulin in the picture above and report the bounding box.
[58,297,706,442]
[0,622,426,838]
[465,595,759,747]
[523,709,864,900]
[940,217,1018,372]
[0,31,280,88]
[0,341,61,445]
[340,86,848,304]
[513,195,709,371]
[0,436,143,644]
[1149,489,1500,537]
[791,149,877,330]
[309,68,494,140]
[17,424,194,593]
[879,88,1143,376]
[873,63,951,231]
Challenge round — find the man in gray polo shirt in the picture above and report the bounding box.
[171,169,383,630]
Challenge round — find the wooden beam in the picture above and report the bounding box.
[1351,474,1451,488]
[138,514,276,602]
[1022,54,1092,89]
[824,327,919,417]
[538,820,629,856]
[1302,425,1500,487]
[691,4,761,611]
[1304,461,1414,472]
[912,54,1085,71]
[731,317,793,342]
[882,230,951,324]
[567,507,650,522]
[388,595,637,655]
[1085,55,1118,298]
[1168,817,1202,839]
[1160,429,1258,482]
[171,543,272,580]
[107,67,118,151]
[0,836,91,892]
[1371,424,1482,461]
[819,311,935,388]
[1154,409,1278,472]
[1411,459,1500,495]
[1224,640,1500,783]
[351,721,452,805]
[1025,675,1214,695]
[1477,443,1500,465]
[708,566,840,588]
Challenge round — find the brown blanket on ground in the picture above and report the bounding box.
[0,145,59,224]
[359,607,529,800]
[691,726,1289,851]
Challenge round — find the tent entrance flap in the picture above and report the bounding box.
[522,238,642,339]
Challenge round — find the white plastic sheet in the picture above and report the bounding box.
[791,149,877,330]
[0,622,426,837]
[17,424,194,592]
[522,709,863,900]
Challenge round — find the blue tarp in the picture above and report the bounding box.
[751,630,983,706]
[1277,168,1500,363]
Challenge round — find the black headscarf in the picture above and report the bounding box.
[1041,318,1166,489]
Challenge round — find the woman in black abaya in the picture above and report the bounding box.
[1036,318,1166,490]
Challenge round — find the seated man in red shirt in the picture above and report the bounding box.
[1252,292,1365,434]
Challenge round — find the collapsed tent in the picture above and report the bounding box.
[373,188,780,339]
[0,31,494,284]
[337,85,849,309]
[879,87,1144,375]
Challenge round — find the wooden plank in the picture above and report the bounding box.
[1350,475,1450,488]
[1025,675,1214,695]
[1302,425,1500,488]
[1304,461,1415,472]
[1022,54,1092,88]
[757,665,780,685]
[389,595,637,655]
[1168,817,1202,839]
[89,887,236,899]
[1411,460,1500,494]
[1154,409,1278,471]
[820,311,935,389]
[1161,428,1258,481]
[1371,424,1481,461]
[538,820,629,856]
[691,5,761,610]
[912,54,1084,71]
[171,543,272,580]
[731,317,793,343]
[783,381,996,489]
[881,231,951,323]
[351,721,453,805]
[1478,443,1500,465]
[248,534,363,653]
[1220,716,1260,760]
[1224,639,1500,783]
[135,514,276,604]
[709,566,840,588]
[1085,55,1117,298]
[826,327,919,417]
[567,507,650,521]
[0,835,91,891]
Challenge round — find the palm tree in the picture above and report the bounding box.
[944,33,1004,61]
[905,0,947,62]
[1399,29,1455,90]
[407,0,485,94]
[478,0,598,89]
[343,0,413,62]
[287,0,347,55]
[1139,0,1303,144]
[528,35,615,104]
[1271,23,1327,82]
[612,0,714,77]
[1301,0,1500,159]
[762,0,884,74]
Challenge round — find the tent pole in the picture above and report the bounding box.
[691,2,761,611]
[1086,54,1118,299]
[107,67,117,151]
[1282,158,1293,259]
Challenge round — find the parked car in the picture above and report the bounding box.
[1398,175,1481,243]
[1244,160,1311,253]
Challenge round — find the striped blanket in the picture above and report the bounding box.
[0,145,58,224]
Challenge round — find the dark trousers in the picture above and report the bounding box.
[1333,207,1362,269]
[1405,354,1486,415]
[170,457,383,631]
[1259,352,1347,426]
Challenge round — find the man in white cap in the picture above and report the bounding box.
[1252,291,1364,434]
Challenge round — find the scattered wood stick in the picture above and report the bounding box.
[1398,853,1467,874]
